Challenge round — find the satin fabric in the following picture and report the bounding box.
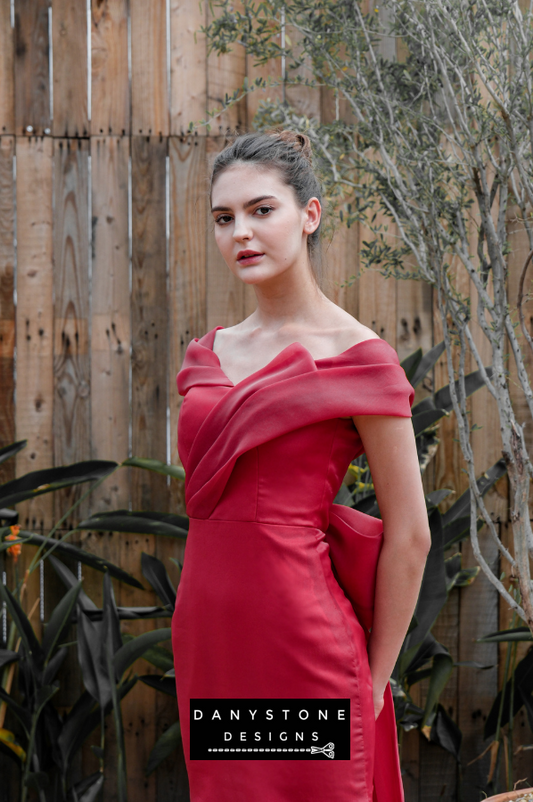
[172,327,414,801]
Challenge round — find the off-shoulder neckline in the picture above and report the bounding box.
[205,325,393,388]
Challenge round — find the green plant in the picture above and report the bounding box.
[0,445,181,801]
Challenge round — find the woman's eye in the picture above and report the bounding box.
[255,205,273,216]
[215,214,232,225]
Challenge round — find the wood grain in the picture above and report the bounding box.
[51,0,88,137]
[0,0,14,135]
[130,0,169,136]
[170,0,207,134]
[15,135,54,531]
[205,135,245,329]
[90,135,131,511]
[14,0,50,137]
[131,134,169,512]
[168,134,207,515]
[53,137,91,524]
[0,136,15,487]
[90,0,130,136]
[206,2,247,134]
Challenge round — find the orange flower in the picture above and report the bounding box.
[5,525,21,564]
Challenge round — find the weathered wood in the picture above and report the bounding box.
[357,260,398,347]
[0,0,14,135]
[53,137,91,525]
[90,0,130,137]
[168,134,207,515]
[90,135,131,510]
[170,0,207,134]
[130,0,169,136]
[205,135,245,329]
[15,135,54,531]
[457,274,501,799]
[0,136,15,487]
[322,217,359,320]
[51,0,88,137]
[14,0,49,137]
[396,278,433,364]
[131,135,169,512]
[206,2,247,134]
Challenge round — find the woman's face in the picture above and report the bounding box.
[210,163,321,286]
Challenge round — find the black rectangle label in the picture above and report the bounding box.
[190,698,350,760]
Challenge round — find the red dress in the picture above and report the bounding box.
[171,327,414,802]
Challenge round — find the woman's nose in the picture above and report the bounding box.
[232,215,252,240]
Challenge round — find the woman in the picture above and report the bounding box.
[171,130,431,802]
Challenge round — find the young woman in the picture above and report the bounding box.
[171,131,431,802]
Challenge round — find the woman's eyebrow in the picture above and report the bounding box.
[211,195,278,213]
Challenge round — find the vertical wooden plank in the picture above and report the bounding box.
[53,137,91,524]
[455,277,500,799]
[52,0,88,137]
[503,212,533,784]
[168,134,206,512]
[91,0,130,137]
[284,23,321,121]
[418,591,460,801]
[396,279,433,363]
[131,134,168,512]
[170,0,207,135]
[130,0,169,136]
[322,218,359,321]
[14,0,50,137]
[206,3,247,133]
[90,135,131,510]
[205,135,245,329]
[246,51,283,126]
[357,262,398,347]
[15,135,54,530]
[0,0,14,135]
[0,137,15,484]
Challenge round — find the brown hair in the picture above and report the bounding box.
[209,130,324,284]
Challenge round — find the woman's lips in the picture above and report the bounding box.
[237,253,264,266]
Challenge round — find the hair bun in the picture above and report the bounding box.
[275,130,313,163]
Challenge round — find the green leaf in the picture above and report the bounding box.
[114,628,172,678]
[421,653,453,727]
[434,367,493,412]
[77,609,111,707]
[139,674,177,697]
[49,556,98,611]
[484,648,533,738]
[0,649,19,669]
[477,627,533,643]
[24,772,50,792]
[0,439,27,467]
[429,704,462,761]
[17,531,143,589]
[141,553,176,610]
[0,686,32,736]
[70,772,104,802]
[121,636,174,673]
[441,459,507,526]
[122,457,185,481]
[42,582,82,662]
[426,489,452,508]
[400,348,422,383]
[413,409,448,437]
[78,511,188,540]
[0,583,43,668]
[146,721,181,776]
[409,342,445,388]
[0,460,118,507]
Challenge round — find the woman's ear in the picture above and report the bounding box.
[304,197,321,234]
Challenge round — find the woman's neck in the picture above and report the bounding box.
[248,262,329,332]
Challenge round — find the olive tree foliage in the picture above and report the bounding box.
[202,0,533,631]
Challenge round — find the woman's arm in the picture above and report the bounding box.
[351,414,432,719]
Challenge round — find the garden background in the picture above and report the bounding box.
[0,0,532,800]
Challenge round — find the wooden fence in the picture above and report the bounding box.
[0,1,531,800]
